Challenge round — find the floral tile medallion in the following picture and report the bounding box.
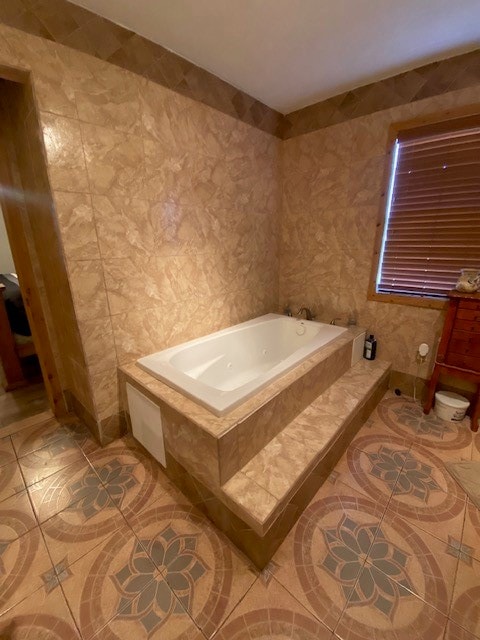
[128,500,257,638]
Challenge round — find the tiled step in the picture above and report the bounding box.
[221,359,390,536]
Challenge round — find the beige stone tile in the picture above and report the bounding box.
[40,111,89,191]
[81,122,144,196]
[75,63,142,135]
[111,306,165,364]
[90,367,119,421]
[53,191,100,260]
[91,194,156,258]
[140,80,189,148]
[67,259,110,321]
[242,431,317,501]
[78,316,118,375]
[222,472,278,526]
[461,500,480,564]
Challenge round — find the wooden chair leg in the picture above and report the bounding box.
[423,364,441,415]
[471,385,480,433]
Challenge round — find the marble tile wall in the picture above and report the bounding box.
[280,82,480,379]
[0,24,280,435]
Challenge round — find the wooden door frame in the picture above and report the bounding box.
[0,71,67,417]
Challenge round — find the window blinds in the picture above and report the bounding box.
[377,116,480,298]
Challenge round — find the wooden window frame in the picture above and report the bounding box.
[368,104,480,311]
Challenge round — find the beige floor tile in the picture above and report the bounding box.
[18,435,85,486]
[273,480,384,630]
[0,526,55,615]
[0,577,80,639]
[61,525,161,640]
[41,495,127,569]
[88,438,174,519]
[0,460,26,500]
[0,436,15,467]
[472,433,480,462]
[335,563,447,640]
[28,458,102,522]
[449,556,480,638]
[461,501,480,564]
[0,489,37,542]
[215,578,332,639]
[332,435,409,507]
[444,618,480,640]
[367,509,459,615]
[11,418,66,458]
[128,494,257,638]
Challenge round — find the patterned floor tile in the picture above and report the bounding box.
[65,420,101,456]
[333,435,410,507]
[444,619,480,640]
[377,397,473,462]
[449,556,480,638]
[18,435,86,486]
[41,495,128,569]
[335,563,447,640]
[0,577,80,639]
[11,418,67,458]
[461,501,480,564]
[0,489,37,542]
[366,509,458,615]
[273,483,385,630]
[383,442,467,546]
[128,494,257,638]
[0,436,16,467]
[61,525,164,640]
[28,458,103,523]
[92,596,205,639]
[0,460,26,500]
[0,525,55,615]
[214,577,333,640]
[88,439,174,519]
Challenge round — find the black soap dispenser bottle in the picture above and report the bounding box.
[364,334,377,361]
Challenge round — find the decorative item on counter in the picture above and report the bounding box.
[455,269,480,293]
[363,334,377,360]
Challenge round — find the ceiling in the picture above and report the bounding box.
[71,0,480,114]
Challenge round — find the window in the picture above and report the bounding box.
[370,114,480,308]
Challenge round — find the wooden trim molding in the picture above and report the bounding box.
[0,2,478,140]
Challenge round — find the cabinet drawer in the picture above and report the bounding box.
[457,309,480,322]
[445,352,480,371]
[453,319,480,333]
[449,330,480,357]
[459,300,480,312]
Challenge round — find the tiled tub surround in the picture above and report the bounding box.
[121,326,390,566]
[122,327,360,490]
[138,315,347,415]
[0,23,280,441]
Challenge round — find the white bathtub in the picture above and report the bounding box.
[137,314,347,416]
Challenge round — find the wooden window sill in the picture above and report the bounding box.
[367,291,448,311]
